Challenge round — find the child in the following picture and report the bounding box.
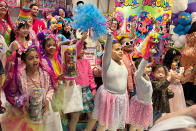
[9,20,31,52]
[2,46,54,131]
[119,35,136,95]
[163,48,192,112]
[93,33,129,131]
[69,32,97,131]
[0,35,8,113]
[151,64,174,123]
[129,56,153,131]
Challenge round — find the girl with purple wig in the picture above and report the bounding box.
[2,46,55,131]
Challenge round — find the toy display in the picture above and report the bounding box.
[61,44,77,79]
[27,88,45,123]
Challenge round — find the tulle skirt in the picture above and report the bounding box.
[129,96,153,130]
[92,85,129,130]
[169,83,186,112]
[1,105,44,131]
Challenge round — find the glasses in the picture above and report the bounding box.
[0,5,8,10]
[123,40,135,47]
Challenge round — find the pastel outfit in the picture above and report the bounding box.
[169,68,186,112]
[0,35,8,74]
[1,68,54,131]
[75,40,97,112]
[93,34,129,130]
[129,58,153,130]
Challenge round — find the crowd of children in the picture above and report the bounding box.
[0,0,196,131]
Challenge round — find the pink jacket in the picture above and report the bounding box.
[122,52,136,92]
[18,67,54,101]
[75,40,97,95]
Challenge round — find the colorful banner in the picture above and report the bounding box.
[5,0,20,7]
[114,0,173,40]
[84,47,97,68]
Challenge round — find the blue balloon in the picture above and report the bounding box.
[185,25,191,32]
[178,12,192,25]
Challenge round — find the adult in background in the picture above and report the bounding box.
[52,7,72,34]
[0,0,13,46]
[30,3,45,34]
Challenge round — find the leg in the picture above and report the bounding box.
[137,127,144,131]
[96,124,106,131]
[70,112,80,131]
[86,112,97,131]
[129,125,137,131]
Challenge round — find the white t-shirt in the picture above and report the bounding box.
[0,35,8,60]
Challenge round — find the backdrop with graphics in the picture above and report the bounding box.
[114,0,173,40]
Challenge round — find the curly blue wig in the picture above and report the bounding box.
[52,7,68,18]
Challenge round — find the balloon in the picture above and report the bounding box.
[172,0,188,14]
[173,18,178,26]
[185,2,196,13]
[174,35,186,48]
[178,12,192,25]
[185,24,191,32]
[172,33,179,41]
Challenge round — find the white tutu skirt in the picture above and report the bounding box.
[92,86,129,130]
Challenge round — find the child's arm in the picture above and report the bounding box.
[87,60,97,96]
[76,32,87,56]
[102,33,113,71]
[155,105,196,124]
[135,58,148,77]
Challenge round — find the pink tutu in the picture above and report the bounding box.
[129,96,153,130]
[92,86,129,130]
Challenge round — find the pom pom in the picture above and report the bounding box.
[70,4,107,40]
[37,32,46,42]
[51,18,57,24]
[47,15,53,20]
[188,66,194,71]
[174,35,186,48]
[171,62,178,70]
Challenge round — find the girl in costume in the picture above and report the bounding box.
[0,0,13,46]
[69,32,97,131]
[2,46,54,131]
[9,20,31,52]
[129,32,160,131]
[118,35,136,95]
[128,56,153,131]
[163,48,192,112]
[92,33,129,131]
[38,31,66,114]
[151,64,174,123]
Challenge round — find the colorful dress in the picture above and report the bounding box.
[41,57,64,112]
[93,34,129,130]
[169,68,186,112]
[1,68,54,131]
